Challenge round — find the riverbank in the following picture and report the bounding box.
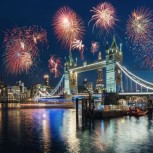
[20,102,74,109]
[0,102,75,109]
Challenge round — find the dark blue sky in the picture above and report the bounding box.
[0,0,153,88]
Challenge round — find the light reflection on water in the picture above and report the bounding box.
[0,109,153,153]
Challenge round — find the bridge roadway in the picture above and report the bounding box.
[119,92,153,96]
[69,60,106,73]
[72,92,153,99]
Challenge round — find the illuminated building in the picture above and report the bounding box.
[80,79,93,93]
[83,78,88,89]
[6,81,30,102]
[87,82,93,92]
[96,51,104,93]
[7,86,21,102]
[0,75,7,102]
[44,75,49,86]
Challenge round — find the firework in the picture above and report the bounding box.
[3,26,47,75]
[4,26,47,55]
[126,8,153,45]
[125,35,153,70]
[72,39,84,51]
[4,39,33,74]
[126,8,153,69]
[25,25,47,45]
[48,56,62,78]
[72,39,84,59]
[89,2,117,32]
[135,42,153,69]
[53,6,85,50]
[91,41,100,55]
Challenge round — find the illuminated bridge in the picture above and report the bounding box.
[119,92,153,96]
[34,36,153,99]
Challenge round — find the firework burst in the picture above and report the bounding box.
[53,6,85,50]
[4,39,33,74]
[72,39,84,60]
[91,41,100,55]
[89,2,117,33]
[126,7,153,45]
[4,26,47,55]
[25,25,47,45]
[3,26,47,75]
[48,56,62,78]
[134,42,153,69]
[126,8,153,69]
[125,35,153,70]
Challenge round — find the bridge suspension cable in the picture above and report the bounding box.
[49,75,65,96]
[33,75,65,99]
[116,62,153,91]
[123,66,153,86]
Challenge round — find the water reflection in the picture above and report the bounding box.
[0,109,152,153]
[61,110,80,153]
[41,112,51,153]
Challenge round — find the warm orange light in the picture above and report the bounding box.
[44,75,49,79]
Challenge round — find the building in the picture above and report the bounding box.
[0,76,7,102]
[7,85,21,102]
[6,80,30,102]
[78,79,93,93]
[83,78,88,89]
[86,82,93,92]
[44,75,49,86]
[95,51,104,93]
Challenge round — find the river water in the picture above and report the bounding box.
[0,109,153,153]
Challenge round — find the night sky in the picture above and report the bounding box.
[0,0,153,88]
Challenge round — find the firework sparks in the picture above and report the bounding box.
[53,6,85,50]
[4,26,47,55]
[72,39,84,60]
[126,8,153,69]
[126,8,153,45]
[48,56,62,78]
[72,39,84,51]
[3,26,47,75]
[26,25,47,45]
[89,2,117,33]
[91,41,100,55]
[4,39,33,74]
[134,42,153,69]
[126,35,153,70]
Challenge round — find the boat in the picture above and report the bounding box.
[128,109,148,117]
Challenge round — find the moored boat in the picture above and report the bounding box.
[128,109,148,117]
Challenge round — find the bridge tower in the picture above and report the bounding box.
[64,52,78,95]
[105,36,123,93]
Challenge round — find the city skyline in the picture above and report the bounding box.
[0,0,153,87]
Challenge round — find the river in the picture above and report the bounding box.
[0,109,153,153]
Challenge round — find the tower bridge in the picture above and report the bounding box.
[34,36,153,99]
